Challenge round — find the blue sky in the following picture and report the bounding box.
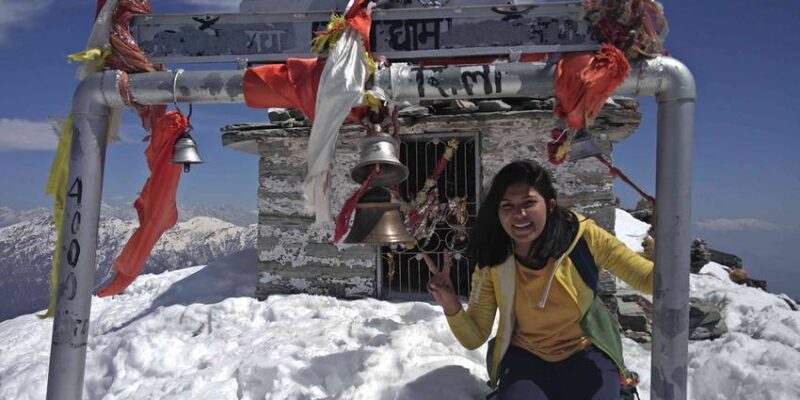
[1,0,798,298]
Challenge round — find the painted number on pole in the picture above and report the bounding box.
[65,176,82,301]
[68,177,83,205]
[70,212,81,234]
[64,272,77,300]
[66,239,81,267]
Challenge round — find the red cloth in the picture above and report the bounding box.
[345,0,372,52]
[333,167,379,243]
[243,0,372,120]
[243,59,326,122]
[97,111,187,297]
[554,44,629,129]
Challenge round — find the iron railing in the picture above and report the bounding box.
[380,132,480,300]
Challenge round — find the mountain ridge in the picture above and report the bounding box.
[0,210,257,321]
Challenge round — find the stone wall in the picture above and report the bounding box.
[222,102,641,301]
[254,130,379,299]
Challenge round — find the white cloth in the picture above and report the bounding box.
[304,28,369,223]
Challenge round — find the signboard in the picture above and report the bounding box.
[131,3,598,64]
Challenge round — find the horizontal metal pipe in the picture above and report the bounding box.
[375,56,695,105]
[126,70,245,105]
[375,62,557,102]
[617,56,697,102]
[102,56,694,109]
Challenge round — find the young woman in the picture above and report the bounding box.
[423,160,653,400]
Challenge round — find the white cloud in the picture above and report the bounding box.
[0,0,53,43]
[180,0,241,12]
[697,218,782,232]
[0,118,60,151]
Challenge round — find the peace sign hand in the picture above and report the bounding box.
[421,249,462,316]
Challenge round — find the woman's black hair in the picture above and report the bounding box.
[466,160,578,269]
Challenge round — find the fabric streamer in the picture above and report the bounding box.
[243,59,326,121]
[547,128,572,165]
[241,0,373,223]
[304,27,371,223]
[554,44,630,130]
[303,0,373,223]
[595,155,655,206]
[583,0,668,59]
[405,138,460,228]
[40,115,74,318]
[97,111,188,297]
[332,166,380,243]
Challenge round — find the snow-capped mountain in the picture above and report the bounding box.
[1,210,798,400]
[99,202,258,228]
[0,203,257,229]
[0,210,256,321]
[0,206,51,228]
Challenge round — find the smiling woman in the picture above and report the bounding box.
[424,160,654,400]
[478,162,576,271]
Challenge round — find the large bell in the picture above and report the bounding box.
[172,132,204,172]
[568,129,604,161]
[344,187,415,245]
[351,135,409,186]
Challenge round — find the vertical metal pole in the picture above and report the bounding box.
[46,74,115,400]
[650,60,696,400]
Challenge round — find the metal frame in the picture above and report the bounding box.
[380,131,480,301]
[131,3,596,64]
[49,55,694,400]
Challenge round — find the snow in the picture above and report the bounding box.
[614,208,650,252]
[2,210,800,399]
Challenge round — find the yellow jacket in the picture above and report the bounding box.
[446,215,654,386]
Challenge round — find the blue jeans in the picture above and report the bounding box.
[495,345,621,400]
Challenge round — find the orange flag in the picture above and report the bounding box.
[97,110,187,297]
[243,58,325,121]
[554,44,630,129]
[242,0,372,121]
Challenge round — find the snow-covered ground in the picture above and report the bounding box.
[1,210,799,399]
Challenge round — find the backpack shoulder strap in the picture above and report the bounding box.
[568,236,599,295]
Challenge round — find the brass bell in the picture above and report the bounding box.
[344,187,415,244]
[351,135,409,186]
[172,131,203,172]
[568,129,604,161]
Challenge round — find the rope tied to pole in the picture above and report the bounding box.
[595,155,655,206]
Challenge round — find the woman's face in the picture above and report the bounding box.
[498,182,553,255]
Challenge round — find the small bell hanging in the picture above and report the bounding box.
[169,68,203,173]
[172,129,203,172]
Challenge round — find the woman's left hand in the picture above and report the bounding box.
[421,249,462,316]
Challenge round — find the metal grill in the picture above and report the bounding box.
[379,132,480,300]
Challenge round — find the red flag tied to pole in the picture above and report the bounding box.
[97,111,188,297]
